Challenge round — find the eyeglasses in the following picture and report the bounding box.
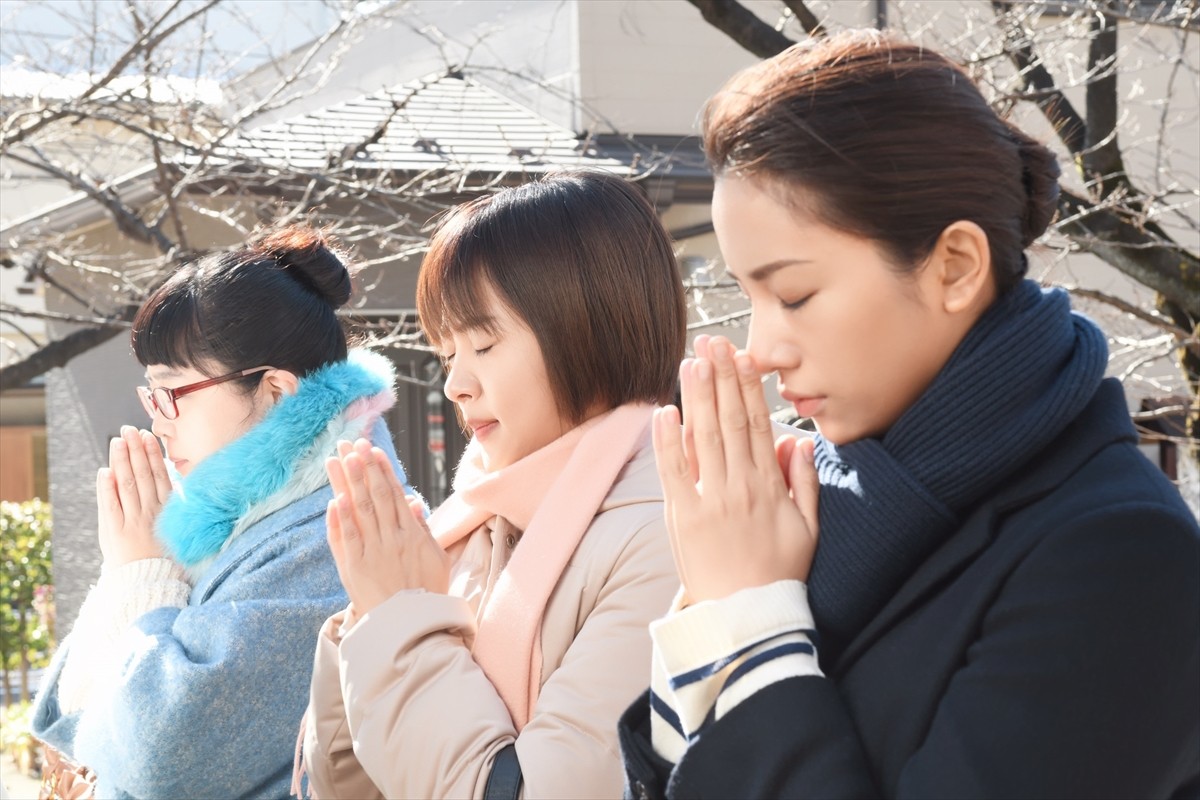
[137,366,274,421]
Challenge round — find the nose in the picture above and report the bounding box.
[442,359,477,404]
[746,308,799,374]
[150,411,171,439]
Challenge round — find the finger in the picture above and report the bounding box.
[775,435,797,485]
[336,440,354,458]
[367,446,424,523]
[96,467,122,530]
[120,426,157,510]
[736,349,779,473]
[109,435,141,512]
[326,498,345,564]
[681,356,727,488]
[342,452,383,549]
[334,492,365,560]
[708,338,754,471]
[678,361,699,484]
[406,496,432,532]
[651,406,695,582]
[356,443,402,538]
[682,335,711,482]
[789,438,820,537]
[652,406,699,499]
[141,430,172,506]
[372,447,408,494]
[326,456,350,499]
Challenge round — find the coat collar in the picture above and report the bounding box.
[831,379,1136,673]
[156,349,396,581]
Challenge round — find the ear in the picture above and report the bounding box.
[259,369,300,406]
[927,220,993,315]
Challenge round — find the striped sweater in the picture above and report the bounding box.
[650,580,823,762]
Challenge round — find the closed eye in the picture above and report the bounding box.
[475,346,493,356]
[782,294,813,311]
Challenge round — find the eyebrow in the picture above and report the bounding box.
[145,367,182,382]
[745,259,814,281]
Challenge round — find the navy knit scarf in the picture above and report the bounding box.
[808,280,1108,656]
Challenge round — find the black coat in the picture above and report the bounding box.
[619,380,1200,799]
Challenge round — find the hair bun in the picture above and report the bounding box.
[1011,129,1061,247]
[255,225,353,309]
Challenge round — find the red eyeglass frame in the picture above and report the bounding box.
[137,366,274,420]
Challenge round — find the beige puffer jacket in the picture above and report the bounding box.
[303,433,678,799]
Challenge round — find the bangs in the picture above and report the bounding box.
[130,272,214,372]
[416,203,504,349]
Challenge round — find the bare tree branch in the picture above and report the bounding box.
[0,324,126,391]
[0,304,133,327]
[0,0,221,149]
[6,149,173,253]
[1057,188,1200,319]
[1083,3,1126,199]
[685,0,796,59]
[1065,287,1194,341]
[990,1,1088,155]
[782,1,828,37]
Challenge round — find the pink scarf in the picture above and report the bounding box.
[431,402,654,730]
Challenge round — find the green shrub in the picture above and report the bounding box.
[1,498,54,705]
[1,699,41,776]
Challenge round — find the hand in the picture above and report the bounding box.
[97,426,172,567]
[654,335,819,604]
[325,439,449,617]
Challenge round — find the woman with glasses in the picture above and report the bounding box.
[31,225,413,799]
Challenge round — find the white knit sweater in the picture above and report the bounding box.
[57,558,192,714]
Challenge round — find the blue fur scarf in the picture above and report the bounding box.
[156,349,396,579]
[808,280,1109,656]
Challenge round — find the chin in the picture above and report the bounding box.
[812,420,866,447]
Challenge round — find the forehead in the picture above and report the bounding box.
[713,175,871,280]
[145,364,203,383]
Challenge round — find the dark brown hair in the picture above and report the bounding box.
[702,30,1061,292]
[417,170,687,423]
[131,225,353,384]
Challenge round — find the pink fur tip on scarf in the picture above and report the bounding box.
[430,402,655,730]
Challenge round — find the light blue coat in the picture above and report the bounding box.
[33,351,412,799]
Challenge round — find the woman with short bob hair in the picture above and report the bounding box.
[32,226,412,798]
[618,31,1199,799]
[302,170,687,799]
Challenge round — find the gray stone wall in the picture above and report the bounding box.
[46,335,144,633]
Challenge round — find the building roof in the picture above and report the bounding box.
[205,71,707,177]
[0,65,223,105]
[2,70,708,239]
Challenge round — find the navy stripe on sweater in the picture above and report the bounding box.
[686,639,818,742]
[723,640,816,695]
[650,690,686,738]
[668,628,816,691]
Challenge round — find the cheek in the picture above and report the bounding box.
[856,306,944,422]
[200,400,259,454]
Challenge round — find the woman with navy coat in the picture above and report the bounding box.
[619,31,1200,799]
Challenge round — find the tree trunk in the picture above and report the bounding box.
[17,607,29,704]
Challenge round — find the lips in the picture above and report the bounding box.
[791,397,825,418]
[467,419,497,439]
[781,388,826,419]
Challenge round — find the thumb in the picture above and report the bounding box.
[775,435,797,486]
[790,437,820,538]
